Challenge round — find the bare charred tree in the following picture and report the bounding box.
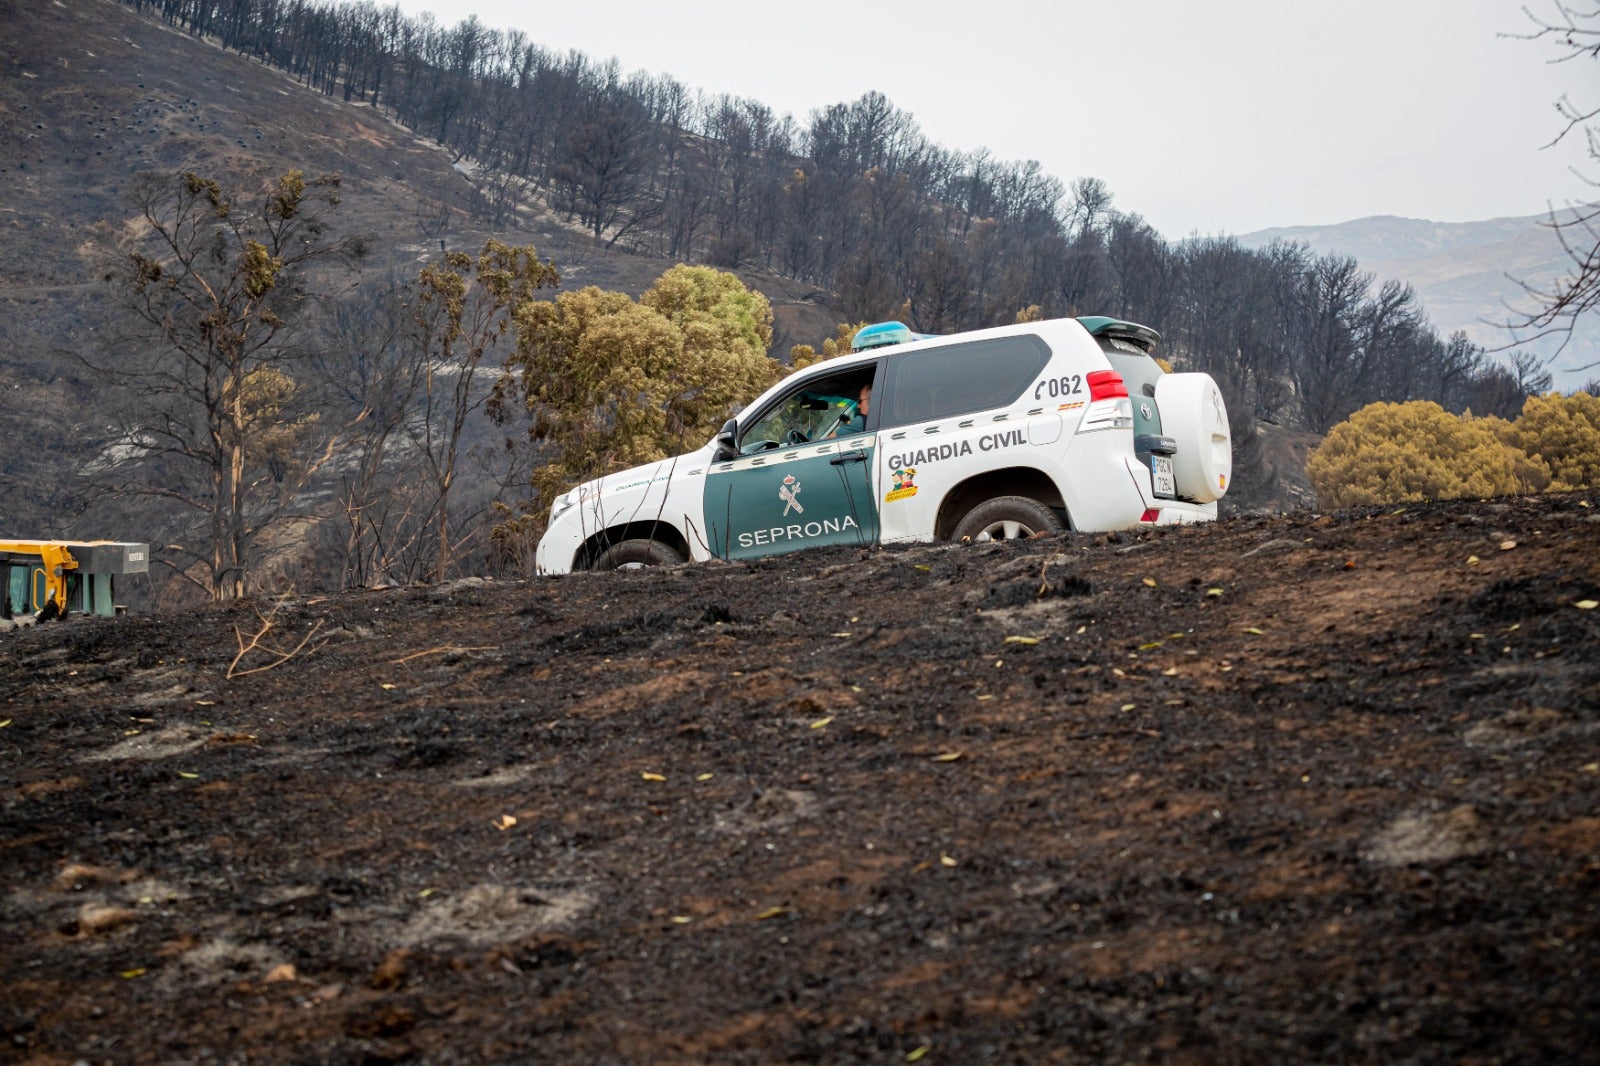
[905,240,974,333]
[1433,330,1493,412]
[1510,2,1600,367]
[407,241,559,582]
[1288,254,1375,434]
[1511,348,1556,396]
[107,169,360,600]
[1104,214,1175,330]
[305,276,434,589]
[552,88,657,244]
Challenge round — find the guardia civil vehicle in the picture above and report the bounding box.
[534,316,1231,573]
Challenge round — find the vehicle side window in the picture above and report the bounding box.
[880,335,1052,427]
[738,366,878,453]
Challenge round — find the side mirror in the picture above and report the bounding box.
[712,418,738,462]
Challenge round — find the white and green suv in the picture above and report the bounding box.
[534,316,1231,573]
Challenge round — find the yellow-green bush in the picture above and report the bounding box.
[496,265,782,515]
[1307,401,1551,507]
[1500,391,1600,491]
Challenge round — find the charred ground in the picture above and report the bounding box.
[3,494,1599,1064]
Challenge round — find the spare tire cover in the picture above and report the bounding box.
[1154,373,1232,503]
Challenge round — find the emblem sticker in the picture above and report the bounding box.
[885,467,918,503]
[736,472,860,549]
[779,475,804,515]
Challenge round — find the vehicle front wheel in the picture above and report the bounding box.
[591,538,685,571]
[951,496,1064,543]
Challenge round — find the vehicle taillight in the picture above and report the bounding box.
[1078,370,1133,432]
[1087,370,1129,400]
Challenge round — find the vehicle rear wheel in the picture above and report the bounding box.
[591,539,685,571]
[951,496,1064,543]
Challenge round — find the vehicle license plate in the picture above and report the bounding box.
[1151,455,1175,497]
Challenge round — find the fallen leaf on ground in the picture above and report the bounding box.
[640,772,666,782]
[370,949,410,990]
[494,814,517,830]
[810,717,833,729]
[940,854,957,867]
[932,751,964,763]
[906,1046,931,1062]
[265,963,298,983]
[670,915,692,924]
[120,968,147,979]
[696,773,713,781]
[177,772,199,779]
[754,906,791,920]
[1003,635,1039,645]
[1243,627,1264,636]
[1575,600,1598,610]
[1500,540,1517,551]
[1143,577,1158,588]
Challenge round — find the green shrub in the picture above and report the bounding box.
[1503,391,1600,491]
[1307,401,1550,507]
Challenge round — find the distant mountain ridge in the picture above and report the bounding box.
[1236,213,1598,390]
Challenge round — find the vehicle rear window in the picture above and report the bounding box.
[880,335,1051,427]
[1102,340,1164,396]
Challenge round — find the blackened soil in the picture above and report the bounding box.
[3,495,1599,1065]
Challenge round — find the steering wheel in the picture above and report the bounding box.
[783,428,808,446]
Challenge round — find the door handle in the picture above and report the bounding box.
[830,452,868,466]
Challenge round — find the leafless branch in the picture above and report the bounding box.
[227,599,326,679]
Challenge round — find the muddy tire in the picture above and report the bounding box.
[951,496,1064,543]
[591,539,685,571]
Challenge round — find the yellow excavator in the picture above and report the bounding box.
[0,541,149,621]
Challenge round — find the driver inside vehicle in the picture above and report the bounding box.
[831,383,871,436]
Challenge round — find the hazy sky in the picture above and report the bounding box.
[389,0,1593,239]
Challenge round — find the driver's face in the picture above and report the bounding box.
[859,385,871,416]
